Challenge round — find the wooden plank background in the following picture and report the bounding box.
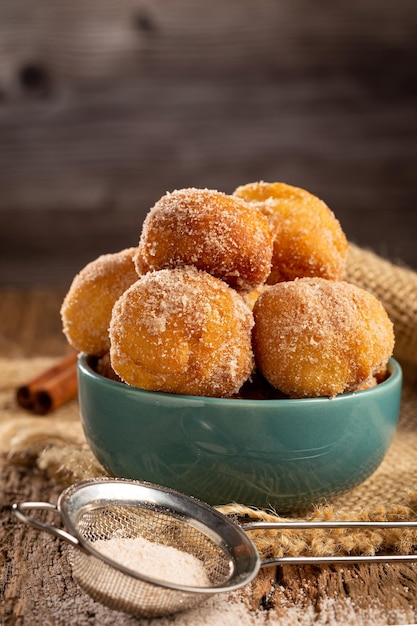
[0,0,416,286]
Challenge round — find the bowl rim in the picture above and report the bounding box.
[77,354,402,407]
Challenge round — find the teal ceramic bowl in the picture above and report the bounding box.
[77,355,402,513]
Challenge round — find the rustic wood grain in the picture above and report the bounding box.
[0,0,416,285]
[1,460,141,626]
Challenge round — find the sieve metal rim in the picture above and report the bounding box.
[14,477,261,595]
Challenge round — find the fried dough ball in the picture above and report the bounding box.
[109,266,255,397]
[233,181,349,284]
[134,187,273,292]
[252,278,394,398]
[61,247,140,356]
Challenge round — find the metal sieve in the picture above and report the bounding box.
[12,478,417,618]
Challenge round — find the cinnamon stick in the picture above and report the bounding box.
[16,352,78,415]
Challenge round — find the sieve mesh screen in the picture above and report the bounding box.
[69,503,232,618]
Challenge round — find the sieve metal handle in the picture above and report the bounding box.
[242,519,417,566]
[12,501,80,548]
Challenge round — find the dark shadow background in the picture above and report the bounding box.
[0,0,416,286]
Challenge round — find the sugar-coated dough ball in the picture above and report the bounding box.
[61,247,140,355]
[135,187,273,292]
[252,278,394,398]
[233,181,349,284]
[109,266,255,397]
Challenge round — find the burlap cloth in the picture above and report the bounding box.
[1,243,417,563]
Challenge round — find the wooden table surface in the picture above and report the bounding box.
[1,0,416,287]
[1,289,417,625]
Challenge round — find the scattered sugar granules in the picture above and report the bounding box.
[130,592,416,626]
[84,536,416,625]
[92,535,211,587]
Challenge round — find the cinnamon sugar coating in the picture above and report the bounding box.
[60,247,140,356]
[252,278,394,398]
[109,266,255,397]
[233,181,349,284]
[134,187,273,292]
